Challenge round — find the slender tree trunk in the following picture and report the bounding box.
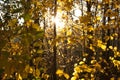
[86,0,93,65]
[53,0,57,80]
[102,3,108,42]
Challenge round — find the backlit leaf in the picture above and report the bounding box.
[63,73,70,79]
[56,69,64,77]
[37,50,43,54]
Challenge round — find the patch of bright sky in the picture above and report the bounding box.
[0,0,4,4]
[72,1,87,21]
[0,0,4,22]
[54,11,65,31]
[72,3,82,21]
[18,17,24,26]
[0,11,4,21]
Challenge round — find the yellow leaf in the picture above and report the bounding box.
[86,0,90,2]
[97,40,102,44]
[42,73,49,79]
[96,16,101,20]
[37,50,43,54]
[26,21,31,27]
[104,0,110,3]
[89,26,94,31]
[114,46,117,51]
[110,36,114,40]
[25,64,30,72]
[95,63,101,69]
[88,35,93,39]
[72,72,79,78]
[90,45,95,51]
[57,0,61,2]
[109,46,113,49]
[116,52,120,56]
[110,77,114,80]
[74,66,80,73]
[101,44,106,50]
[79,61,84,65]
[25,65,33,73]
[81,78,85,80]
[8,19,17,27]
[64,73,70,79]
[67,38,73,44]
[86,68,92,72]
[68,0,72,2]
[71,76,77,80]
[32,23,40,31]
[97,40,106,50]
[29,67,33,73]
[16,74,22,80]
[36,2,41,6]
[113,33,118,37]
[67,31,72,36]
[98,5,101,9]
[91,60,96,64]
[35,68,40,77]
[56,69,64,77]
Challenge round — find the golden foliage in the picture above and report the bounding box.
[56,69,64,77]
[56,69,70,79]
[63,73,70,79]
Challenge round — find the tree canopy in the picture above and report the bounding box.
[0,0,120,80]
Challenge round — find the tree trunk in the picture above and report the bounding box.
[53,0,57,80]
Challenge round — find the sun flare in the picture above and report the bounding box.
[51,3,82,32]
[52,11,65,31]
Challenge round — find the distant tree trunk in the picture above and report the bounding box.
[86,0,93,65]
[116,8,120,50]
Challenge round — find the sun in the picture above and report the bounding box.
[51,4,82,32]
[52,10,66,33]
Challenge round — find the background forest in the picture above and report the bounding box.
[0,0,120,80]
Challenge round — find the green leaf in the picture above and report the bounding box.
[35,31,44,39]
[23,14,31,21]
